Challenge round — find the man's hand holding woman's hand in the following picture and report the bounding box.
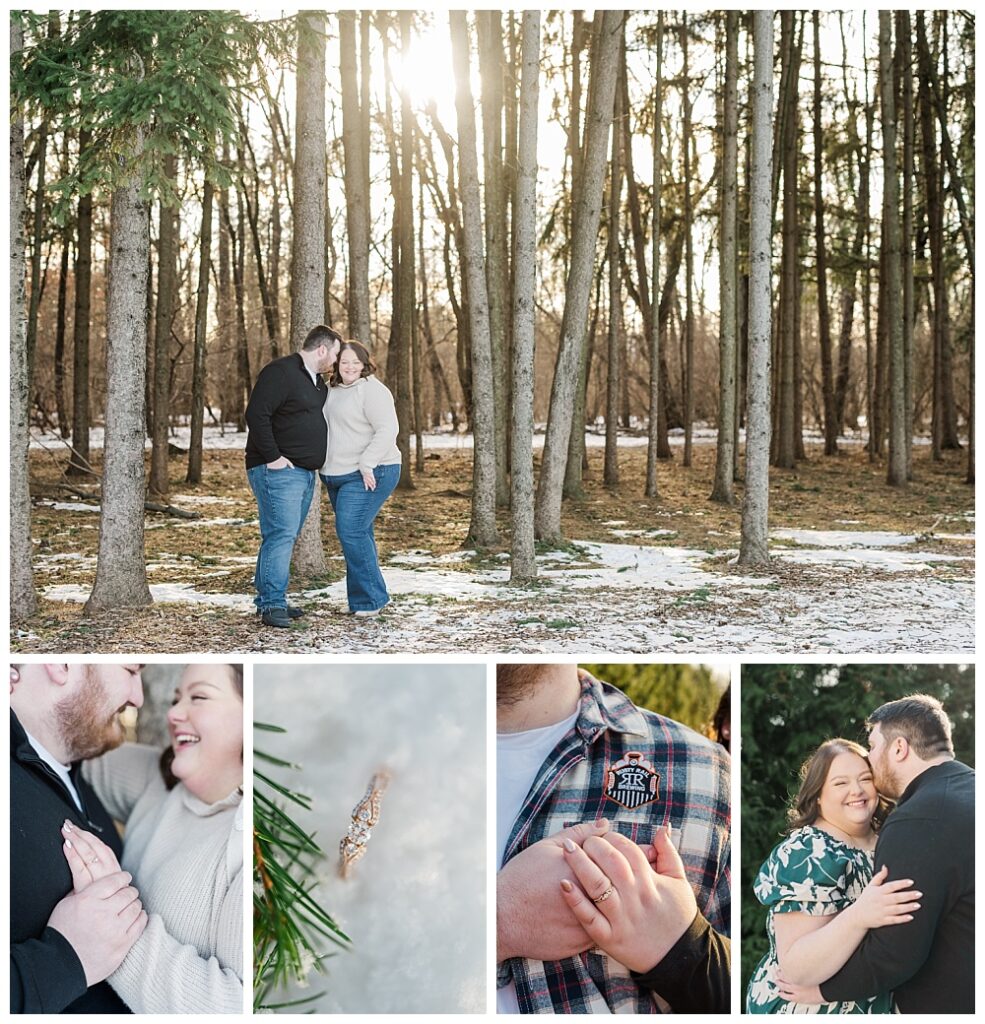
[47,821,148,986]
[559,823,698,973]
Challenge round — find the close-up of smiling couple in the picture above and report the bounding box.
[10,663,244,1014]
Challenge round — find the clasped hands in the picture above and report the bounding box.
[46,820,147,987]
[498,819,697,974]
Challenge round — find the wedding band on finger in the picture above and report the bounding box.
[339,768,391,879]
[87,855,99,865]
[592,885,615,904]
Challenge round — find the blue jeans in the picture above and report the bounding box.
[247,464,316,611]
[320,463,400,611]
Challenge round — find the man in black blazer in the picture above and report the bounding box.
[778,693,975,1013]
[10,664,147,1013]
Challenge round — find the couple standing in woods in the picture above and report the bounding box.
[244,325,401,627]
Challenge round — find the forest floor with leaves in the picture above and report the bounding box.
[17,431,974,655]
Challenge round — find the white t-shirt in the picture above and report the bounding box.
[497,709,579,1015]
[24,729,83,813]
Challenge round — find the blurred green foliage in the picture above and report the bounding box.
[581,663,727,735]
[740,663,975,992]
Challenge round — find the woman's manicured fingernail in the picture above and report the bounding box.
[63,820,73,832]
[64,839,73,849]
[560,879,573,893]
[563,839,577,853]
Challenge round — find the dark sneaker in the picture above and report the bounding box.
[256,605,305,620]
[261,607,292,628]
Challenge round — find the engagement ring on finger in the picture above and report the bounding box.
[339,768,390,879]
[593,885,614,904]
[87,855,99,865]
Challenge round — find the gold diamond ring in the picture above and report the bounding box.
[592,885,614,904]
[339,769,391,879]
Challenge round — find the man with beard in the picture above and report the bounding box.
[10,664,147,1013]
[777,694,975,1013]
[496,664,730,1013]
[246,323,341,628]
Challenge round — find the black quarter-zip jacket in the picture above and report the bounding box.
[820,759,975,1013]
[244,352,329,470]
[10,710,131,1013]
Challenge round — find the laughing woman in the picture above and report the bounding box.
[745,739,921,1014]
[62,665,244,1014]
[320,340,401,617]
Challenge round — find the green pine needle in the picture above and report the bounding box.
[253,721,349,1012]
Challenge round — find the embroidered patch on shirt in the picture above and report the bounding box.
[604,751,660,810]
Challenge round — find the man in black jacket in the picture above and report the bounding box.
[778,693,974,1013]
[10,663,147,1013]
[246,323,341,628]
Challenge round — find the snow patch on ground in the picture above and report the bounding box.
[37,526,973,654]
[774,528,919,548]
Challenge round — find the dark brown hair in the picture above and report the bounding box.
[867,693,954,760]
[302,324,342,352]
[329,340,376,387]
[786,738,877,833]
[160,665,244,790]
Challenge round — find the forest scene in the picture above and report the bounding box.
[9,10,974,654]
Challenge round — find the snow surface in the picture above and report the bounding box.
[37,526,973,654]
[253,664,486,1014]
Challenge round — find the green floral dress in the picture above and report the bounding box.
[745,826,894,1014]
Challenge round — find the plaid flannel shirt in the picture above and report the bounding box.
[499,669,731,1014]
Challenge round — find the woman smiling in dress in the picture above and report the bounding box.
[60,664,244,1013]
[746,739,921,1014]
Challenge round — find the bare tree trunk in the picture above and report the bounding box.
[68,127,93,475]
[149,153,178,499]
[881,13,906,485]
[25,75,48,387]
[54,210,71,438]
[10,16,37,620]
[739,10,774,567]
[681,13,695,468]
[340,10,371,346]
[291,10,328,577]
[603,31,624,488]
[645,12,664,499]
[711,11,738,504]
[535,10,622,542]
[510,11,540,581]
[812,12,837,456]
[917,14,947,462]
[898,12,915,480]
[451,10,499,547]
[918,14,961,451]
[394,10,416,487]
[86,108,153,613]
[187,178,213,483]
[478,11,510,507]
[774,12,799,469]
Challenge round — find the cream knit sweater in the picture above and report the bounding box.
[83,744,243,1014]
[321,374,401,475]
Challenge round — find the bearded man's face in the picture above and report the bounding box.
[54,665,143,761]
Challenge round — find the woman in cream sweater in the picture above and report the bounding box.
[61,664,244,1013]
[321,340,402,617]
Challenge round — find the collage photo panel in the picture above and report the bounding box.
[6,6,975,1021]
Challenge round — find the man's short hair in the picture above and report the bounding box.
[302,324,342,351]
[867,693,955,759]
